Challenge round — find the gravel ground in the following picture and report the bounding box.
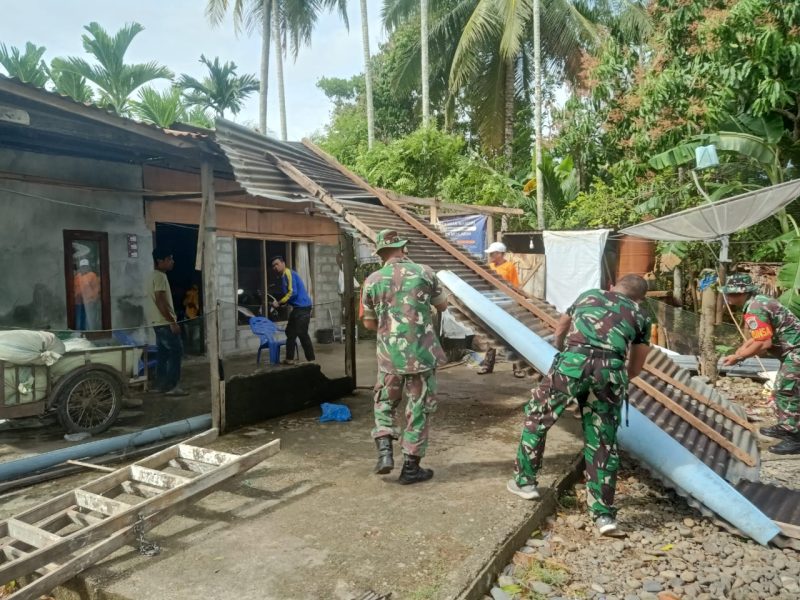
[487,462,799,600]
[487,376,800,600]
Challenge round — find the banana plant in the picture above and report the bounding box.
[778,233,800,318]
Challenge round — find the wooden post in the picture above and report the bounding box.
[200,161,224,432]
[672,266,683,307]
[341,233,357,389]
[486,216,495,247]
[429,197,439,226]
[699,282,718,382]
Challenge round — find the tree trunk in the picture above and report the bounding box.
[360,0,375,149]
[672,266,683,307]
[258,0,272,135]
[503,57,515,167]
[273,7,288,141]
[420,0,430,127]
[533,0,544,229]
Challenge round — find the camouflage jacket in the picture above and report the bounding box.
[564,289,651,358]
[361,257,447,374]
[743,294,800,358]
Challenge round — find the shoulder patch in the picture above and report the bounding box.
[746,316,759,330]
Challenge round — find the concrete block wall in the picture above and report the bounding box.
[311,243,341,337]
[215,236,239,356]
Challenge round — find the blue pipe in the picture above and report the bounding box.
[0,414,212,483]
[437,270,781,545]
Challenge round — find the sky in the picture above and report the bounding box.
[0,0,387,140]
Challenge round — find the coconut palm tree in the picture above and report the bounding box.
[0,42,49,87]
[420,0,430,127]
[57,22,172,115]
[179,55,260,118]
[360,0,376,148]
[206,0,272,134]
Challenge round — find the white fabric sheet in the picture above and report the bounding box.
[544,230,610,313]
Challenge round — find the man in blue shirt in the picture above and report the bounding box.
[271,256,315,363]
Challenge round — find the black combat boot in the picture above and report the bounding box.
[374,436,394,474]
[769,433,800,455]
[759,425,796,440]
[398,455,434,485]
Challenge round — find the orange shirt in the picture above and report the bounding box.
[74,271,100,304]
[490,260,520,287]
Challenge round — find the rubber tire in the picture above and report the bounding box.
[56,369,123,435]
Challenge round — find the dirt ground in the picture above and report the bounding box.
[0,349,584,600]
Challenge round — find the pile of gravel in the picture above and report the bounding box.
[487,463,798,600]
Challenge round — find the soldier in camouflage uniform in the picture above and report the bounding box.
[507,274,652,535]
[361,229,449,484]
[721,273,800,454]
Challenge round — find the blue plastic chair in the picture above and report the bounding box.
[250,317,296,365]
[113,330,158,375]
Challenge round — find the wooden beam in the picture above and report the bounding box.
[201,161,224,433]
[265,152,377,243]
[341,233,357,387]
[6,520,61,549]
[129,466,192,490]
[632,376,756,467]
[643,363,755,432]
[176,444,237,466]
[301,140,559,329]
[384,190,525,215]
[73,490,131,517]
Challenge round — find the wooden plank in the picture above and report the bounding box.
[776,520,800,541]
[74,491,131,517]
[385,191,525,215]
[643,363,755,432]
[10,429,217,525]
[129,466,191,490]
[176,444,237,466]
[168,457,217,475]
[65,460,115,473]
[632,376,756,467]
[6,520,61,549]
[341,232,357,387]
[121,480,164,499]
[301,140,560,329]
[0,437,279,594]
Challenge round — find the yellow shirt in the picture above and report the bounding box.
[490,260,520,287]
[145,271,176,326]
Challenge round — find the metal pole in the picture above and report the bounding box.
[201,161,224,431]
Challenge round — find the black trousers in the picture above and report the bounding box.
[285,306,315,360]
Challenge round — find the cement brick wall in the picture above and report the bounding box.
[0,149,152,330]
[215,236,238,356]
[311,243,342,338]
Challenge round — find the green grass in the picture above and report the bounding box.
[408,584,441,600]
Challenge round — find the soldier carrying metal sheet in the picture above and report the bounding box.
[507,275,652,535]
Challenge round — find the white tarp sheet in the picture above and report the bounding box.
[620,179,800,241]
[544,229,610,313]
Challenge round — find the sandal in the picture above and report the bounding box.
[513,369,527,378]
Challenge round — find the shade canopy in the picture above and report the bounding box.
[620,179,800,242]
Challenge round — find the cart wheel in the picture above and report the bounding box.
[57,369,122,435]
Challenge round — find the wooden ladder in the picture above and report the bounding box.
[0,430,280,600]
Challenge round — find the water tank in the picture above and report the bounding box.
[616,234,655,279]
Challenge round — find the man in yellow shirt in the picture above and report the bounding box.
[479,242,526,376]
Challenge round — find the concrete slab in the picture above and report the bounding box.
[34,361,582,600]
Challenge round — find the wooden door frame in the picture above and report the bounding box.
[63,230,112,331]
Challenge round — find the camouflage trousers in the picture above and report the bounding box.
[372,370,438,457]
[514,351,628,518]
[774,352,800,432]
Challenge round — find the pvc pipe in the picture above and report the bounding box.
[437,270,781,545]
[0,414,212,483]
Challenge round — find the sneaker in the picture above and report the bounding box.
[164,386,189,397]
[506,479,540,500]
[281,359,298,366]
[759,425,796,440]
[595,515,618,535]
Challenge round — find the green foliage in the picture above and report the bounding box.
[179,54,259,117]
[557,179,639,230]
[48,59,94,103]
[778,238,800,318]
[130,86,186,128]
[58,22,173,114]
[0,42,49,87]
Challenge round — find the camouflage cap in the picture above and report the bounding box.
[719,273,758,294]
[374,229,408,253]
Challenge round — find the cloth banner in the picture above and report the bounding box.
[544,230,610,313]
[439,214,488,257]
[295,242,312,300]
